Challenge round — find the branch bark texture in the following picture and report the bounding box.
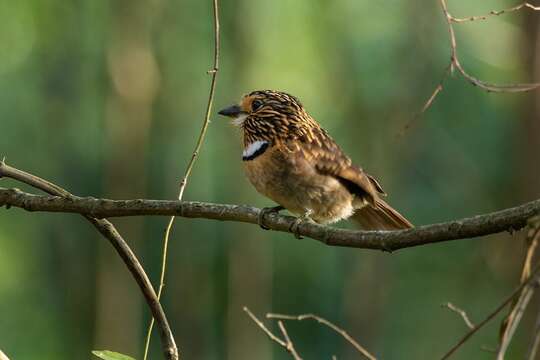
[1,186,539,252]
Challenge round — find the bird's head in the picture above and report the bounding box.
[218,90,319,144]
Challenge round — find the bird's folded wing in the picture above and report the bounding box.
[287,129,384,206]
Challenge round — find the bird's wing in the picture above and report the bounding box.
[286,126,384,206]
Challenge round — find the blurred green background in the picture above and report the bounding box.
[1,0,539,359]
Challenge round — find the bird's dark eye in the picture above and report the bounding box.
[252,99,263,112]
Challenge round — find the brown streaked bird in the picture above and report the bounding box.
[218,90,413,232]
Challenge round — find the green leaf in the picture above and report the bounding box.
[92,350,136,360]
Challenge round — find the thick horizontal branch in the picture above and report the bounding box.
[1,187,538,251]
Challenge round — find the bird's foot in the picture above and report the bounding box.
[289,209,313,239]
[258,205,285,230]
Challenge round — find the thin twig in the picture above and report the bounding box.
[527,301,540,360]
[277,320,303,360]
[449,2,540,23]
[480,345,498,353]
[1,186,539,251]
[398,64,451,136]
[175,0,220,203]
[0,161,178,360]
[267,313,377,360]
[496,284,536,359]
[243,307,287,348]
[442,302,475,329]
[522,224,540,281]
[417,68,449,114]
[143,1,220,359]
[497,219,540,359]
[440,261,540,360]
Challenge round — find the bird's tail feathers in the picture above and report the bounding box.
[352,199,413,230]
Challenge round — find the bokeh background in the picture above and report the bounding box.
[1,0,540,359]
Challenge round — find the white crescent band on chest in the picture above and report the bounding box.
[242,140,269,161]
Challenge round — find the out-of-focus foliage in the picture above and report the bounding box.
[0,0,538,359]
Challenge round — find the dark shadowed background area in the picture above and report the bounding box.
[1,0,540,359]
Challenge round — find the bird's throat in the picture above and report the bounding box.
[231,113,248,127]
[242,140,269,161]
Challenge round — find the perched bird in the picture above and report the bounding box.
[218,90,412,232]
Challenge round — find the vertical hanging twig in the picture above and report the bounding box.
[143,1,220,359]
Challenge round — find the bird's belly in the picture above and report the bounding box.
[243,150,355,224]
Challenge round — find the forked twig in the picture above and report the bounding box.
[440,0,540,93]
[267,313,377,360]
[403,0,540,133]
[0,161,178,360]
[277,321,303,360]
[243,307,300,358]
[143,0,220,358]
[243,307,287,347]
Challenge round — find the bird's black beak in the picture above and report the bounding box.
[218,104,243,118]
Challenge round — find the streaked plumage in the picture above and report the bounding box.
[218,90,412,230]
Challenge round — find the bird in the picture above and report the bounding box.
[218,90,413,234]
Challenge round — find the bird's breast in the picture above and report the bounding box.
[242,144,355,224]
